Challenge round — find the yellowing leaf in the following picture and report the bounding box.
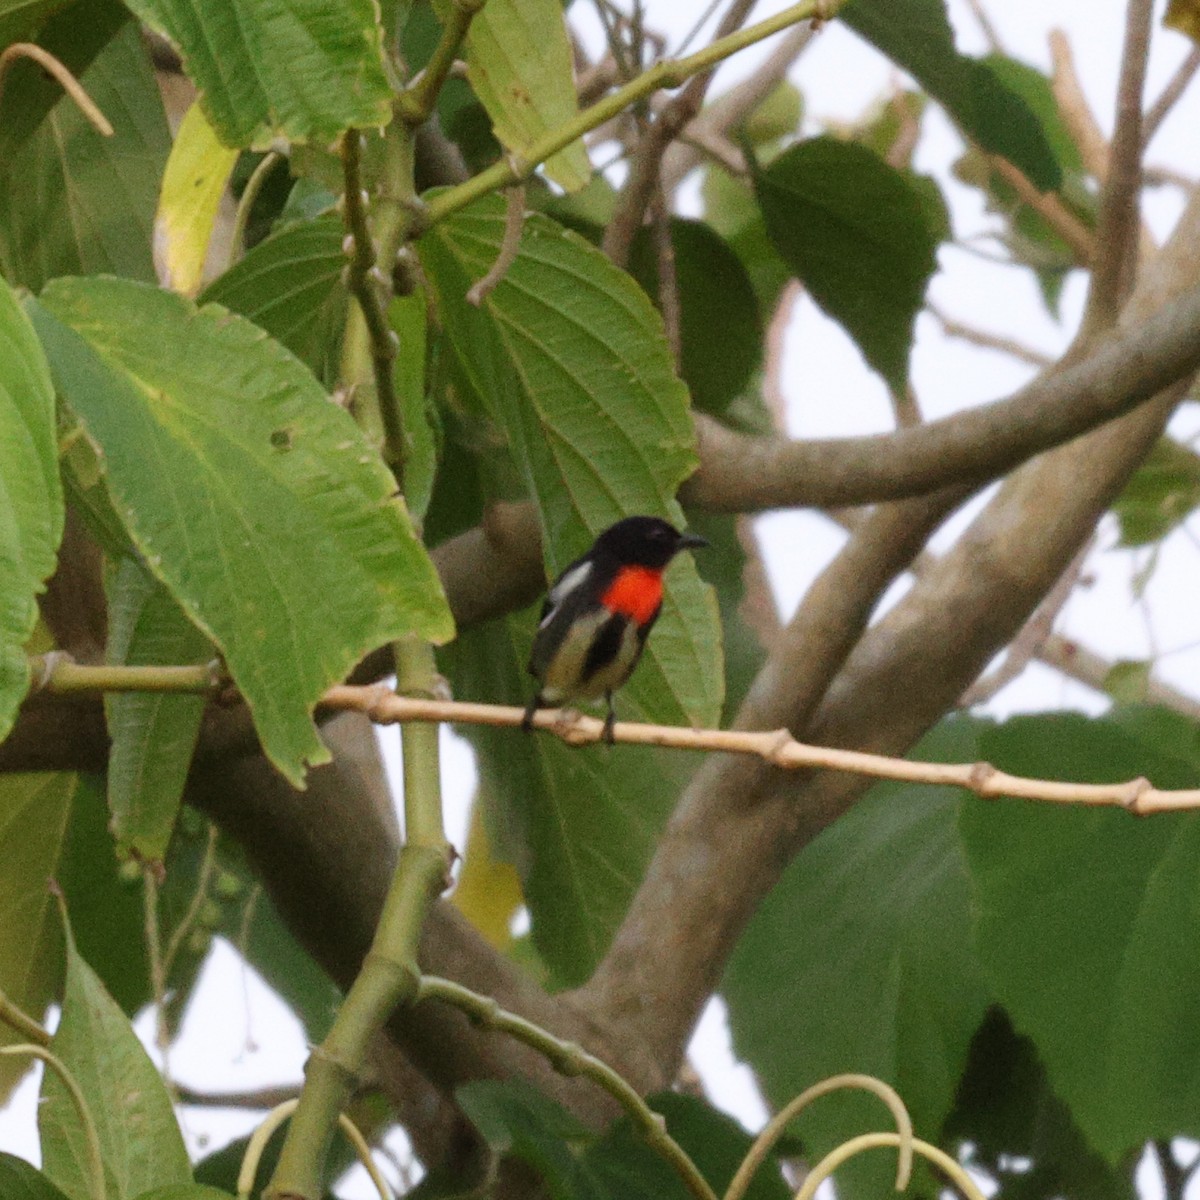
[1166,0,1200,41]
[465,0,590,191]
[452,800,523,951]
[154,101,238,295]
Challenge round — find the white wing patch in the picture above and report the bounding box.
[540,560,592,628]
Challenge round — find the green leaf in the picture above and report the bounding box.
[200,213,348,387]
[753,137,938,391]
[462,0,590,191]
[944,1009,1133,1200]
[40,913,190,1200]
[29,277,453,786]
[420,196,722,729]
[585,1093,790,1200]
[121,0,392,147]
[840,0,1061,191]
[0,1154,73,1200]
[1101,658,1151,704]
[628,219,762,417]
[725,718,993,1194]
[0,273,62,740]
[104,558,211,864]
[0,0,70,44]
[961,710,1200,1160]
[0,773,74,1104]
[457,1079,594,1200]
[1113,437,1200,546]
[442,610,696,986]
[0,19,169,290]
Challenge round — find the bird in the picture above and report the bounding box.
[522,516,707,743]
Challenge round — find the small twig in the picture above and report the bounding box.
[175,1081,301,1109]
[987,155,1095,264]
[0,987,52,1046]
[398,0,487,125]
[0,1044,107,1200]
[962,0,1003,53]
[161,823,220,982]
[142,867,173,1079]
[725,1074,913,1200]
[466,183,526,306]
[794,1132,986,1200]
[1143,45,1200,148]
[318,683,1200,814]
[1048,29,1110,180]
[340,130,406,482]
[927,301,1053,368]
[417,975,718,1200]
[239,1098,392,1200]
[0,42,113,136]
[650,181,682,364]
[230,150,285,265]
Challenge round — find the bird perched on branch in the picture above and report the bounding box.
[522,516,707,743]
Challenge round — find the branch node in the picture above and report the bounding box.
[967,761,997,793]
[765,728,793,767]
[1123,777,1153,815]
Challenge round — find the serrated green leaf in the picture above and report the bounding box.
[200,213,348,387]
[29,277,453,785]
[961,710,1200,1160]
[0,272,62,739]
[0,19,168,291]
[104,558,211,864]
[121,0,392,147]
[0,773,74,1104]
[754,137,938,391]
[628,219,762,417]
[0,1154,73,1200]
[840,0,1061,191]
[420,196,722,729]
[442,610,695,986]
[725,718,993,1196]
[40,912,190,1200]
[462,0,590,190]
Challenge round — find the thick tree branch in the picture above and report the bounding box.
[682,280,1200,510]
[579,184,1200,1080]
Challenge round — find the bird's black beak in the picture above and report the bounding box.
[677,531,708,551]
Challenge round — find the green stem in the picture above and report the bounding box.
[417,0,832,231]
[0,1044,107,1200]
[397,0,487,126]
[230,150,285,265]
[415,976,719,1200]
[28,654,220,694]
[0,987,51,1046]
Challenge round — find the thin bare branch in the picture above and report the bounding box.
[1082,0,1153,334]
[926,300,1053,367]
[314,684,1199,814]
[1144,45,1200,147]
[1049,29,1110,179]
[466,184,526,306]
[988,155,1095,264]
[650,182,682,363]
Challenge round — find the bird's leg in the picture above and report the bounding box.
[602,692,616,745]
[522,694,541,733]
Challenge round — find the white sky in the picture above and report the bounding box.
[4,3,1200,1196]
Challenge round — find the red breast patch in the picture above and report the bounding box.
[602,566,663,625]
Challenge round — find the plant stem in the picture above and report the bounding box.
[28,653,220,694]
[416,976,719,1200]
[397,0,487,126]
[417,0,831,231]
